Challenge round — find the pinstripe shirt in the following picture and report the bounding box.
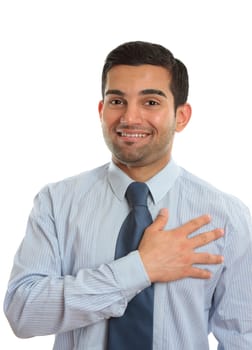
[4,159,252,349]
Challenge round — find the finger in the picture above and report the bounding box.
[187,267,213,279]
[175,214,211,236]
[190,229,224,248]
[193,252,224,265]
[149,208,169,231]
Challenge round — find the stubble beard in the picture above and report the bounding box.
[102,123,176,168]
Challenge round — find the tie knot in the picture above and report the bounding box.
[126,182,149,207]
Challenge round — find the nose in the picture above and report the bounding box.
[120,102,143,124]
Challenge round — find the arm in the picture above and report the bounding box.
[4,188,224,339]
[210,205,252,349]
[4,189,150,338]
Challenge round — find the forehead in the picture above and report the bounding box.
[105,64,172,93]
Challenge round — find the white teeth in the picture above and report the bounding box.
[121,132,147,138]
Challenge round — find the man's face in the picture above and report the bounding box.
[99,64,190,174]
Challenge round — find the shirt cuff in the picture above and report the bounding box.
[108,250,151,301]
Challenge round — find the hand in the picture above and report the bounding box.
[138,209,224,283]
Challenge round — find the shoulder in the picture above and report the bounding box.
[175,167,252,248]
[177,166,250,216]
[36,163,110,204]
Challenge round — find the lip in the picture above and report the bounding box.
[116,124,152,136]
[116,129,152,143]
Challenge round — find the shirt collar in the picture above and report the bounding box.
[146,159,181,203]
[108,159,181,204]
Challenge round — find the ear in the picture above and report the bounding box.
[98,100,104,121]
[175,103,192,132]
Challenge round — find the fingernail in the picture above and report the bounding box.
[159,208,168,216]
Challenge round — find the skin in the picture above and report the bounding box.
[99,64,191,182]
[99,64,224,282]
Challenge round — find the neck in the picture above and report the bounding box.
[112,156,171,182]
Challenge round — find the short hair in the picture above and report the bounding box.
[101,41,189,110]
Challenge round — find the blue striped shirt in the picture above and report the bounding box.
[4,159,252,349]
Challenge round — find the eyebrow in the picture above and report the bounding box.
[105,89,124,96]
[105,89,167,98]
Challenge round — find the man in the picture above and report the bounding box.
[4,41,252,349]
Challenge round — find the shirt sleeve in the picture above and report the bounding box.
[210,203,252,349]
[3,187,150,338]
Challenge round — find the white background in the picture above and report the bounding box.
[1,1,251,348]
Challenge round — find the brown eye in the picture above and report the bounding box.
[111,99,124,105]
[145,100,159,106]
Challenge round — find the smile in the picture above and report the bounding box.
[119,132,148,138]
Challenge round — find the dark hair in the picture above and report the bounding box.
[101,41,189,110]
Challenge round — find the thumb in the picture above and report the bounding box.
[151,208,169,231]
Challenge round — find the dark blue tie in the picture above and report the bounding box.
[107,182,154,350]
